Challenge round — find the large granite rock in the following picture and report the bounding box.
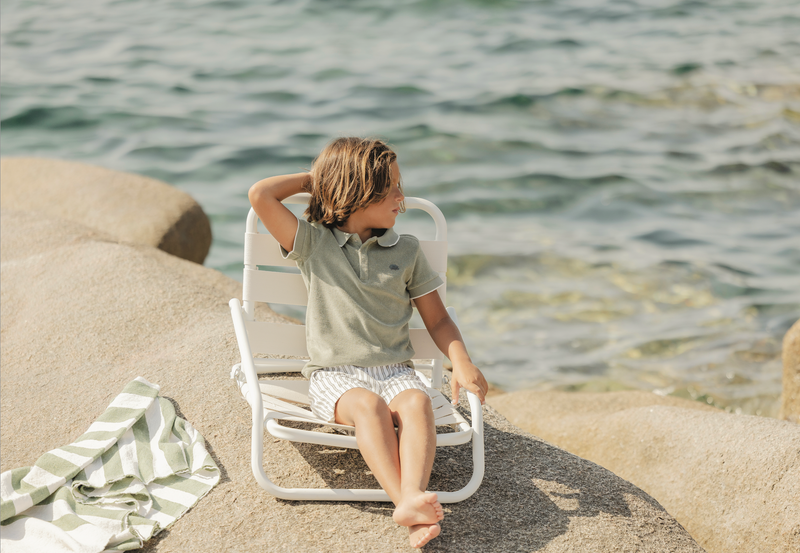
[0,210,703,552]
[0,157,211,264]
[781,319,800,423]
[489,390,800,553]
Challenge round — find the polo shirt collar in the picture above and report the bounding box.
[332,227,400,248]
[376,228,400,247]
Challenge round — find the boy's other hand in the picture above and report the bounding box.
[450,362,487,406]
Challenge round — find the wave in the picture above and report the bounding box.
[490,37,583,54]
[245,91,302,102]
[428,171,630,193]
[437,87,596,112]
[635,230,708,248]
[128,144,216,162]
[350,84,432,97]
[708,161,794,175]
[437,81,800,115]
[217,146,310,168]
[2,106,98,129]
[192,65,293,81]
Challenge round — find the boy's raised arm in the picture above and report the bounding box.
[248,172,310,253]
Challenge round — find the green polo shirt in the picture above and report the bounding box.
[281,219,444,378]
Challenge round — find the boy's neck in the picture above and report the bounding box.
[338,225,376,244]
[337,216,377,244]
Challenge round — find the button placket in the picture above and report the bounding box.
[359,241,369,280]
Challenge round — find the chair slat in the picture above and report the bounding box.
[418,240,448,274]
[274,415,356,434]
[258,380,310,405]
[246,321,308,357]
[429,392,450,411]
[433,412,464,426]
[253,358,307,374]
[243,269,308,305]
[245,232,295,268]
[262,394,318,420]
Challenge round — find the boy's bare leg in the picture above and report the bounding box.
[334,388,404,501]
[389,389,442,548]
[334,388,442,548]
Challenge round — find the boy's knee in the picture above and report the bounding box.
[351,389,391,418]
[391,389,432,413]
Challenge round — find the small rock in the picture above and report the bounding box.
[0,157,211,263]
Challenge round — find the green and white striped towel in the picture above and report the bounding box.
[1,377,220,552]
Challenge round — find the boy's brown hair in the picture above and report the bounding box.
[305,137,404,228]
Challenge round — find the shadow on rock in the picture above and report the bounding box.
[267,403,673,552]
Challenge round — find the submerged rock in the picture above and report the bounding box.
[781,319,800,424]
[489,390,800,553]
[0,210,703,552]
[0,157,211,264]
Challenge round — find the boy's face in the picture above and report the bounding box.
[358,161,404,229]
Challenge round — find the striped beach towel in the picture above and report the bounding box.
[0,377,220,552]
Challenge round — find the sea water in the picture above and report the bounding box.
[2,0,799,416]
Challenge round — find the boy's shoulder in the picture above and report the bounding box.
[396,233,421,246]
[385,232,423,255]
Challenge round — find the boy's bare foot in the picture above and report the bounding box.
[393,492,444,527]
[409,522,440,548]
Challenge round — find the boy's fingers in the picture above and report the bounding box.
[467,382,486,404]
[452,380,486,405]
[451,381,460,405]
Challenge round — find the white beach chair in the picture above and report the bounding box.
[228,194,484,502]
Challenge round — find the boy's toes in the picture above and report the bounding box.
[409,523,440,548]
[393,493,442,527]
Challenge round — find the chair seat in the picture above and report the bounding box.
[231,365,475,449]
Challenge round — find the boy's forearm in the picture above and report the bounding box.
[248,173,309,252]
[447,340,473,368]
[428,316,472,365]
[250,172,310,203]
[430,316,487,403]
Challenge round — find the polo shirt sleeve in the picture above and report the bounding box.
[280,218,320,261]
[407,242,444,299]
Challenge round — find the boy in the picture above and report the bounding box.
[249,137,487,548]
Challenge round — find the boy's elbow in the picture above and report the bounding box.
[248,182,268,206]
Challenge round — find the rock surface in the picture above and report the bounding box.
[489,390,800,553]
[781,319,800,423]
[0,210,703,553]
[0,157,211,264]
[488,391,716,455]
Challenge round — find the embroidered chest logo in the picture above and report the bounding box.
[389,264,400,271]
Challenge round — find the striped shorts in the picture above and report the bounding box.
[308,364,429,423]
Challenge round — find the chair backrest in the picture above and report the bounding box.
[240,194,449,366]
